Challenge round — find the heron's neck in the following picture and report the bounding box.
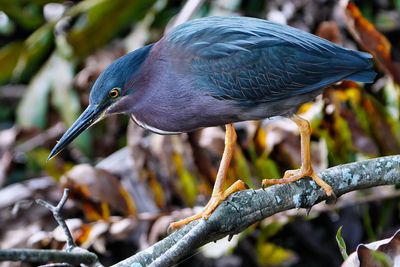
[124,44,155,90]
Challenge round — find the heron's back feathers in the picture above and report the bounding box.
[162,16,376,104]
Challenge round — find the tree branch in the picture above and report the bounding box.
[112,155,400,267]
[36,188,76,251]
[0,248,99,266]
[0,188,103,266]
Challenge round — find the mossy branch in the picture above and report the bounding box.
[1,156,398,266]
[112,155,400,267]
[0,248,99,266]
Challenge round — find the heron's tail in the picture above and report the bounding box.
[346,69,376,83]
[344,51,376,83]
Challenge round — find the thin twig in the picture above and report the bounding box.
[0,189,104,266]
[36,188,76,251]
[113,155,400,267]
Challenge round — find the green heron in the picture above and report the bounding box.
[49,16,375,229]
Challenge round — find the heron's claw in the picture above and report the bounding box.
[262,168,335,199]
[169,180,247,230]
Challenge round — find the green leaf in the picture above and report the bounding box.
[16,55,53,128]
[260,221,285,239]
[0,41,23,84]
[333,112,354,161]
[233,147,254,188]
[336,226,348,260]
[255,220,292,266]
[12,23,54,82]
[64,0,157,59]
[255,156,281,181]
[396,0,400,13]
[49,53,79,126]
[49,53,91,155]
[370,250,392,267]
[0,2,44,30]
[17,51,91,154]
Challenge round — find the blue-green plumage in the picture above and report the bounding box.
[166,16,374,104]
[48,16,376,159]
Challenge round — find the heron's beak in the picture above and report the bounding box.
[47,105,105,160]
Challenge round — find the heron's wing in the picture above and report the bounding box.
[166,16,369,103]
[192,45,357,103]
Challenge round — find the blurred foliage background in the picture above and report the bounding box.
[0,0,400,266]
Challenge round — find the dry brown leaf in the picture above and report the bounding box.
[0,177,61,252]
[345,2,400,84]
[61,164,136,221]
[340,108,378,156]
[316,21,343,44]
[109,217,137,240]
[1,224,42,249]
[79,221,108,252]
[362,97,400,155]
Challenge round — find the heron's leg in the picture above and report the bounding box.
[262,115,334,197]
[169,124,247,230]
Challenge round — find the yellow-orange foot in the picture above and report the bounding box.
[262,167,334,197]
[261,114,335,198]
[169,180,247,230]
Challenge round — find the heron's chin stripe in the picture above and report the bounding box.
[129,114,181,135]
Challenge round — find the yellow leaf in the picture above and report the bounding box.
[257,242,296,266]
[173,152,198,206]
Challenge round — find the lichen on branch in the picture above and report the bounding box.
[113,155,400,267]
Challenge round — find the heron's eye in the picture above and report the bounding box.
[109,88,120,98]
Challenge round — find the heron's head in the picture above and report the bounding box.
[48,44,153,160]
